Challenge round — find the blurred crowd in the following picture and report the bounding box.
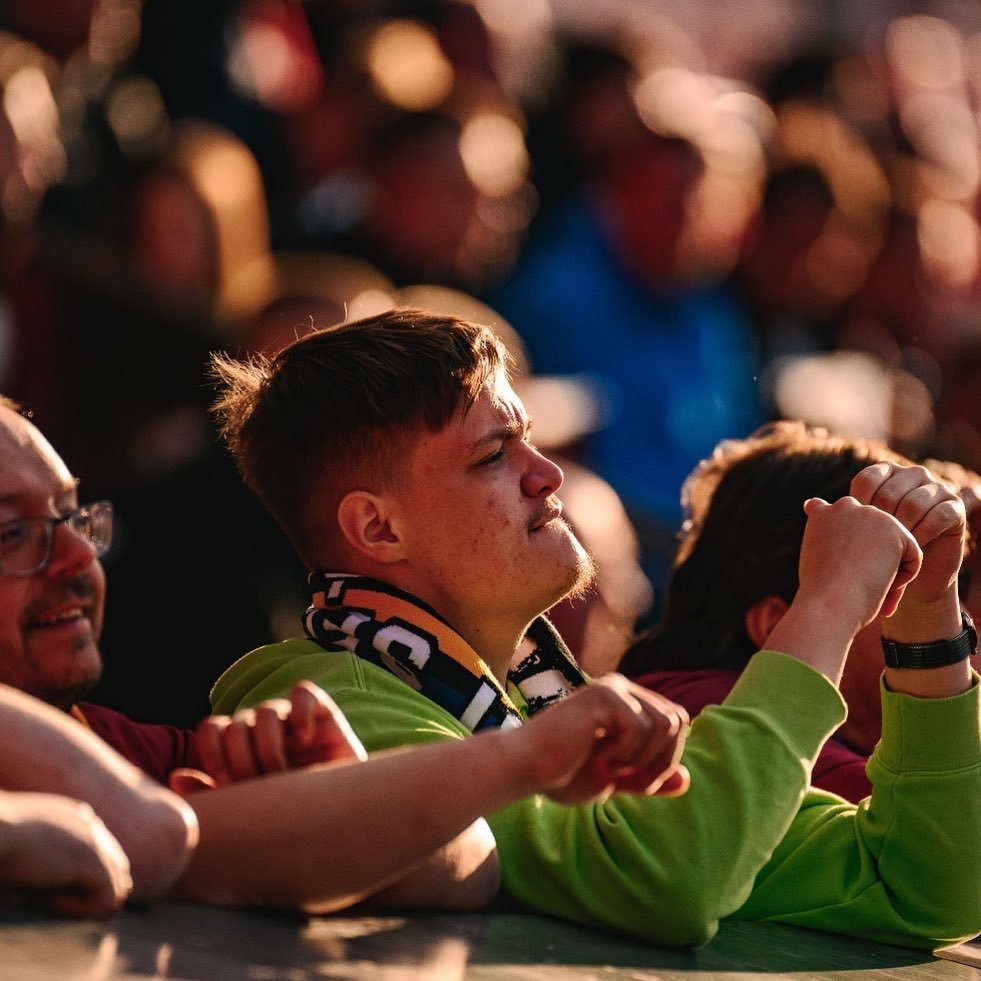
[3,0,981,725]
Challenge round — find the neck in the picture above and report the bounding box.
[410,584,532,685]
[455,618,532,687]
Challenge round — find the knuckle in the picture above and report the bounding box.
[256,701,286,718]
[73,801,97,821]
[198,715,227,735]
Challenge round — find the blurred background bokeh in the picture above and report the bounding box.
[5,0,981,724]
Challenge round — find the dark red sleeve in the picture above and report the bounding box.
[632,668,741,717]
[810,737,872,803]
[73,702,204,786]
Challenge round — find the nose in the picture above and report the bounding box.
[44,521,98,579]
[521,445,564,498]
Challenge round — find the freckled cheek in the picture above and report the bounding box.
[473,496,522,538]
[465,502,522,570]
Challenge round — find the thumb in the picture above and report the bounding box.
[803,497,828,516]
[653,764,690,798]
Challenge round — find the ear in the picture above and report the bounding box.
[336,490,406,565]
[744,595,790,649]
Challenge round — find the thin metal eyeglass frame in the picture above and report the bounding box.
[0,501,113,578]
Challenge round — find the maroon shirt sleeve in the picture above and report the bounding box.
[808,736,872,803]
[632,668,872,804]
[72,702,204,786]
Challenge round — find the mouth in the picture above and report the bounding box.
[29,604,91,631]
[529,501,564,533]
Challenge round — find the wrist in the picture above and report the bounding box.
[881,592,962,645]
[883,660,974,699]
[881,610,976,670]
[478,727,542,803]
[881,602,977,699]
[763,595,859,685]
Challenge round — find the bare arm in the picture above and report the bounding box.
[0,684,198,903]
[173,675,689,914]
[364,673,690,911]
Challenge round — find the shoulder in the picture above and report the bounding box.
[210,638,471,752]
[73,700,141,737]
[329,660,473,752]
[210,638,362,712]
[74,702,197,784]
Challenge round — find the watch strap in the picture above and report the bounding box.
[881,611,978,669]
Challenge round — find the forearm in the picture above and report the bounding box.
[0,685,197,902]
[492,652,847,947]
[364,821,499,911]
[174,731,545,913]
[735,674,981,948]
[761,596,858,686]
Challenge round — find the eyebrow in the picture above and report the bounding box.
[467,417,530,456]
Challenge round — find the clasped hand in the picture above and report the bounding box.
[169,681,367,795]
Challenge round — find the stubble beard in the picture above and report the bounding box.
[22,575,104,710]
[35,674,101,712]
[556,524,597,606]
[28,634,103,711]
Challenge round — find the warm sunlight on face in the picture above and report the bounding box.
[391,371,593,648]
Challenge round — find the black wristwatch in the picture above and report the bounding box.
[881,610,978,669]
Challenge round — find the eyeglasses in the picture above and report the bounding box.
[0,501,113,578]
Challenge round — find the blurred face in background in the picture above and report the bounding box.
[367,127,480,278]
[603,137,705,285]
[130,172,217,306]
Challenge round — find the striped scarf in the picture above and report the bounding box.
[303,572,587,731]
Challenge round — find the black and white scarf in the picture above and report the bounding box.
[303,572,587,732]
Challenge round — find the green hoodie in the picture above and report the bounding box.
[211,640,981,950]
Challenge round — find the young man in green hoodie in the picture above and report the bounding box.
[209,306,981,950]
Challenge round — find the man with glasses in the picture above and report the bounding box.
[0,480,347,786]
[0,393,690,914]
[0,499,112,705]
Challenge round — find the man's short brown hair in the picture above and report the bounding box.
[210,306,511,565]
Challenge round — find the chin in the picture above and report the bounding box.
[550,536,597,606]
[44,662,102,710]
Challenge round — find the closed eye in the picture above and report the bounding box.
[479,447,506,465]
[472,417,532,468]
[0,520,29,553]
